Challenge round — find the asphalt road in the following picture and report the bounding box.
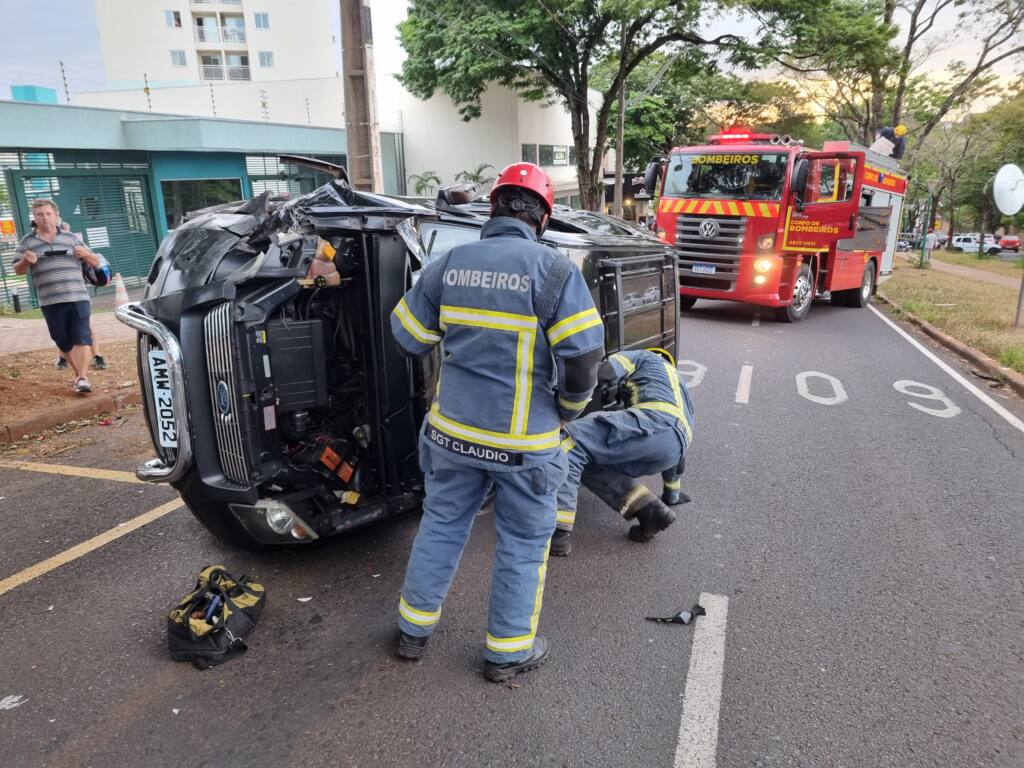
[1,297,1021,768]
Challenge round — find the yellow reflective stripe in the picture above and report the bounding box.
[440,305,537,332]
[560,435,576,453]
[619,484,648,516]
[556,509,576,524]
[636,401,693,443]
[662,360,693,442]
[399,596,441,626]
[663,479,681,490]
[485,543,550,654]
[610,353,635,375]
[558,396,589,412]
[428,405,561,450]
[395,298,441,344]
[547,307,602,346]
[511,328,536,435]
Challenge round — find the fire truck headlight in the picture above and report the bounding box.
[754,258,774,273]
[753,274,768,286]
[657,228,667,241]
[757,235,774,251]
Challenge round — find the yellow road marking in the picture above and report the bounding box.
[0,460,140,484]
[0,499,184,597]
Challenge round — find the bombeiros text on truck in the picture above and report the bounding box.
[643,127,908,322]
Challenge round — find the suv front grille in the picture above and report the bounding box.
[675,213,746,291]
[204,302,250,486]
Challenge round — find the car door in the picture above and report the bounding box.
[781,151,864,290]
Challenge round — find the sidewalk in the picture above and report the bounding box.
[901,252,1021,289]
[0,306,136,355]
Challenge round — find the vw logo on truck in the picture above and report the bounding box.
[698,219,720,240]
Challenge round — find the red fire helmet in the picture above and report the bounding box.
[489,162,555,215]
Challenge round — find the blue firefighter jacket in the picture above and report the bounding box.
[604,349,695,451]
[391,217,605,470]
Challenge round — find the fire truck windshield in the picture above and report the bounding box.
[664,152,789,200]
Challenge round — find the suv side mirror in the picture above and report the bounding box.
[790,158,809,209]
[643,159,662,195]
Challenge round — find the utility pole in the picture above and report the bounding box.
[612,25,626,219]
[340,0,384,191]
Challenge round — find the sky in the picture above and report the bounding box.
[0,1,1018,102]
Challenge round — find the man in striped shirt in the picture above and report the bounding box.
[12,199,101,393]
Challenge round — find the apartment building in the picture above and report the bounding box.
[76,1,595,203]
[94,0,336,88]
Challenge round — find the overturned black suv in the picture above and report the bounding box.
[118,159,678,550]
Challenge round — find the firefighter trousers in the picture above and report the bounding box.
[397,442,567,663]
[556,409,685,531]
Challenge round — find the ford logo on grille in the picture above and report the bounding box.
[216,380,231,416]
[698,219,720,240]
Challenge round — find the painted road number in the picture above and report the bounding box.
[147,349,178,448]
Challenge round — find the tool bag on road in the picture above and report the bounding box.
[167,565,266,669]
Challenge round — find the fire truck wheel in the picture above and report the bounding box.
[774,263,813,322]
[679,295,698,311]
[832,261,875,308]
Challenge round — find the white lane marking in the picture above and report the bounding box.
[751,314,760,327]
[674,593,729,768]
[796,370,848,406]
[679,360,707,389]
[893,380,961,418]
[0,695,29,710]
[0,500,183,598]
[869,305,1024,435]
[735,365,752,404]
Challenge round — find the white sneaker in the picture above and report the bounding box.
[75,377,92,393]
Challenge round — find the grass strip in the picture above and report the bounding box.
[882,262,1024,374]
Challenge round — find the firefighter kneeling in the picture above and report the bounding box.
[552,348,695,556]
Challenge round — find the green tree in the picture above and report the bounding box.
[398,0,887,210]
[455,163,496,185]
[786,0,1023,158]
[407,170,442,196]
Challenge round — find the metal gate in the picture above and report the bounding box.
[6,168,159,306]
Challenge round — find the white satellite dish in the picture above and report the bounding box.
[992,164,1024,215]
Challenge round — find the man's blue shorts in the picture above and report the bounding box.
[41,300,92,353]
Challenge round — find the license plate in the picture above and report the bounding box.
[147,349,178,448]
[691,263,716,275]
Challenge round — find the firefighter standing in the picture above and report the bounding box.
[390,163,604,682]
[551,348,695,557]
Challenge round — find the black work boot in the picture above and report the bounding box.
[628,500,677,543]
[396,631,429,661]
[483,635,549,682]
[549,529,572,557]
[661,488,692,507]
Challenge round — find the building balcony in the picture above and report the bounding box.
[221,26,247,43]
[201,65,224,80]
[227,65,251,81]
[194,27,219,43]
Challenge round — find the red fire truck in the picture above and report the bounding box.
[643,128,908,321]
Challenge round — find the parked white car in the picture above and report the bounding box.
[950,234,1000,255]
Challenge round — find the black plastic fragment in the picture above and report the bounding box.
[645,603,706,625]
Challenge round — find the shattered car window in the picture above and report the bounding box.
[419,222,481,262]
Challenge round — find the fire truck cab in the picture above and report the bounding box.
[645,129,908,322]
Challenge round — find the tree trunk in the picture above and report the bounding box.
[613,27,626,218]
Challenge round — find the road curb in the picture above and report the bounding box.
[876,292,1024,399]
[0,389,142,445]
